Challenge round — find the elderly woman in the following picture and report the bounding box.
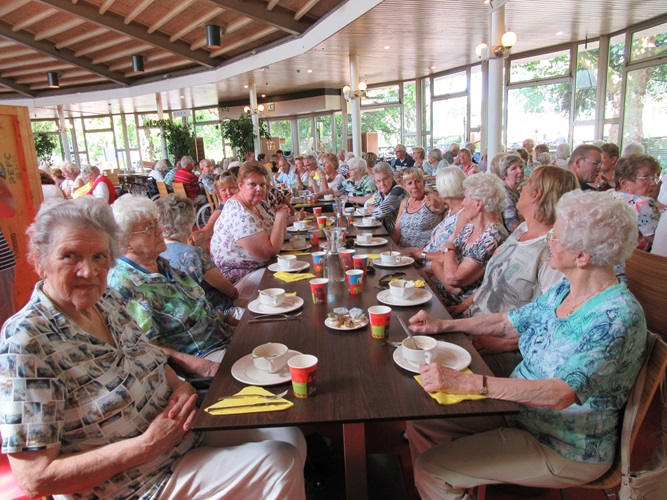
[611,153,662,251]
[406,190,645,498]
[457,148,478,177]
[430,173,508,305]
[336,156,376,204]
[363,151,378,175]
[149,159,170,182]
[0,197,306,500]
[596,142,620,190]
[108,194,232,377]
[499,153,525,232]
[197,172,238,240]
[157,194,239,323]
[364,161,408,235]
[60,161,85,198]
[555,143,571,168]
[210,163,290,294]
[535,152,552,168]
[412,147,434,177]
[82,164,118,204]
[393,167,445,249]
[410,167,467,266]
[315,153,345,199]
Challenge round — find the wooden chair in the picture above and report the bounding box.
[205,187,220,212]
[172,182,187,197]
[625,249,667,339]
[104,171,120,187]
[156,181,169,198]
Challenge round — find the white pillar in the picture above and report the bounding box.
[349,53,362,157]
[155,93,168,160]
[480,60,488,156]
[487,6,505,157]
[249,83,261,157]
[56,105,71,163]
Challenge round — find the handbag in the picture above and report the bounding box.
[619,334,667,500]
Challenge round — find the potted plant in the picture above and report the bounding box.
[145,119,194,162]
[33,131,58,163]
[222,113,270,157]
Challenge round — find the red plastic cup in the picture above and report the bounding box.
[341,249,356,269]
[309,278,328,304]
[288,354,318,398]
[313,206,323,216]
[316,216,327,230]
[368,305,392,339]
[346,269,364,295]
[309,230,320,245]
[353,254,369,274]
[312,251,326,275]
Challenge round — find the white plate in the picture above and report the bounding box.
[392,341,471,373]
[248,296,304,315]
[355,237,389,247]
[231,350,302,386]
[281,242,312,252]
[377,288,433,306]
[287,224,316,232]
[324,316,369,331]
[372,256,415,268]
[268,261,310,273]
[353,221,382,228]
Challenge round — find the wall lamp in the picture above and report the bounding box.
[206,25,222,48]
[342,81,367,101]
[47,71,59,88]
[475,31,517,59]
[132,54,145,72]
[243,104,265,114]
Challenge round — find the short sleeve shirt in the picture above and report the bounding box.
[210,198,275,283]
[610,191,662,251]
[423,209,463,252]
[507,281,646,463]
[0,284,197,500]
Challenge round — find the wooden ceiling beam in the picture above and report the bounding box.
[2,63,70,77]
[91,43,154,65]
[169,8,223,43]
[189,17,252,50]
[294,0,320,21]
[124,0,154,25]
[33,0,219,68]
[56,27,107,49]
[0,75,36,97]
[267,0,280,10]
[0,47,36,59]
[147,0,196,34]
[207,0,311,35]
[210,26,277,57]
[99,0,116,15]
[0,20,132,85]
[0,0,31,18]
[12,8,57,32]
[74,36,128,57]
[35,18,86,41]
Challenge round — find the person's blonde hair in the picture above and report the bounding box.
[528,166,579,225]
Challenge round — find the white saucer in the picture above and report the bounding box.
[372,256,415,268]
[377,288,433,306]
[324,316,369,331]
[231,350,302,386]
[248,296,304,315]
[355,237,388,247]
[268,261,310,273]
[281,242,312,252]
[287,224,316,232]
[392,341,471,373]
[353,221,382,228]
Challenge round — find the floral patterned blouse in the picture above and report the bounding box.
[210,198,276,283]
[0,284,197,500]
[610,190,662,251]
[339,174,376,197]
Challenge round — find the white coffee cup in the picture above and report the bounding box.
[252,343,290,373]
[277,254,297,270]
[390,279,416,299]
[380,251,402,264]
[402,336,438,365]
[357,232,373,244]
[259,288,286,307]
[293,220,307,230]
[362,217,374,226]
[323,194,334,201]
[290,237,307,249]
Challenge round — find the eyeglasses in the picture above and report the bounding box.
[583,158,603,170]
[131,222,160,235]
[545,230,559,245]
[635,175,660,184]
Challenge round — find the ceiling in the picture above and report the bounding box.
[0,0,665,119]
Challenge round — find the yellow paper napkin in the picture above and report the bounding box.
[281,251,312,256]
[205,386,293,415]
[256,291,297,299]
[273,272,316,283]
[366,253,381,260]
[389,278,426,288]
[414,369,486,405]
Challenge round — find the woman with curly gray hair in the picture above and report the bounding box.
[499,153,525,232]
[406,190,645,498]
[60,161,85,198]
[431,173,508,305]
[82,164,118,204]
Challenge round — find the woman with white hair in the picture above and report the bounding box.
[60,161,85,198]
[336,156,376,204]
[407,190,645,498]
[82,164,118,204]
[364,161,408,235]
[498,154,525,232]
[431,173,508,305]
[554,143,571,168]
[149,159,170,182]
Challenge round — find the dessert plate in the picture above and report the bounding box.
[376,288,432,306]
[248,296,304,315]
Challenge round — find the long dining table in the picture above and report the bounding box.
[193,213,517,499]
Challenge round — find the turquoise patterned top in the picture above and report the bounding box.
[508,280,646,463]
[108,257,231,358]
[339,174,376,197]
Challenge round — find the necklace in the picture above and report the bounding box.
[42,284,116,347]
[564,280,617,317]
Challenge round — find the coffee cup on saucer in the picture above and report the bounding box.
[389,279,415,299]
[357,232,373,244]
[362,217,374,226]
[259,288,286,307]
[290,237,307,249]
[277,255,297,270]
[293,220,307,231]
[380,251,402,264]
[252,343,290,373]
[401,336,438,365]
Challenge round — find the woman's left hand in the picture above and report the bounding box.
[166,382,198,428]
[419,363,460,393]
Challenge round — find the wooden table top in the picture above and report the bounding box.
[193,226,517,431]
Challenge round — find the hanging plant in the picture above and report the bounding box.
[222,113,270,157]
[145,119,195,162]
[33,131,58,162]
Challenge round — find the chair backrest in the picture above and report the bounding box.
[156,181,169,198]
[581,333,667,491]
[172,182,187,197]
[204,187,219,212]
[626,249,667,339]
[105,171,120,186]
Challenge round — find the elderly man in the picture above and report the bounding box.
[303,154,324,192]
[567,144,604,191]
[174,155,205,203]
[198,158,215,192]
[391,143,415,172]
[276,156,299,188]
[523,138,536,164]
[443,143,460,164]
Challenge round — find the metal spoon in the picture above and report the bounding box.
[397,315,421,350]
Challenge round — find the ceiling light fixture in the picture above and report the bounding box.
[47,72,59,88]
[243,104,265,114]
[205,25,222,48]
[307,69,313,73]
[132,54,144,72]
[384,45,390,49]
[475,31,517,59]
[342,80,367,101]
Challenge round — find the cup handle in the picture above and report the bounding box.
[424,351,434,364]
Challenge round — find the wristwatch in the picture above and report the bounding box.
[478,375,488,395]
[420,252,427,266]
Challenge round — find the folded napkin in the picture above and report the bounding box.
[257,291,298,299]
[389,278,426,288]
[273,272,316,283]
[205,386,293,415]
[414,369,486,405]
[281,251,312,256]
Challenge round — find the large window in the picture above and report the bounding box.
[298,117,314,154]
[432,97,467,151]
[630,21,667,62]
[510,50,570,83]
[268,120,293,154]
